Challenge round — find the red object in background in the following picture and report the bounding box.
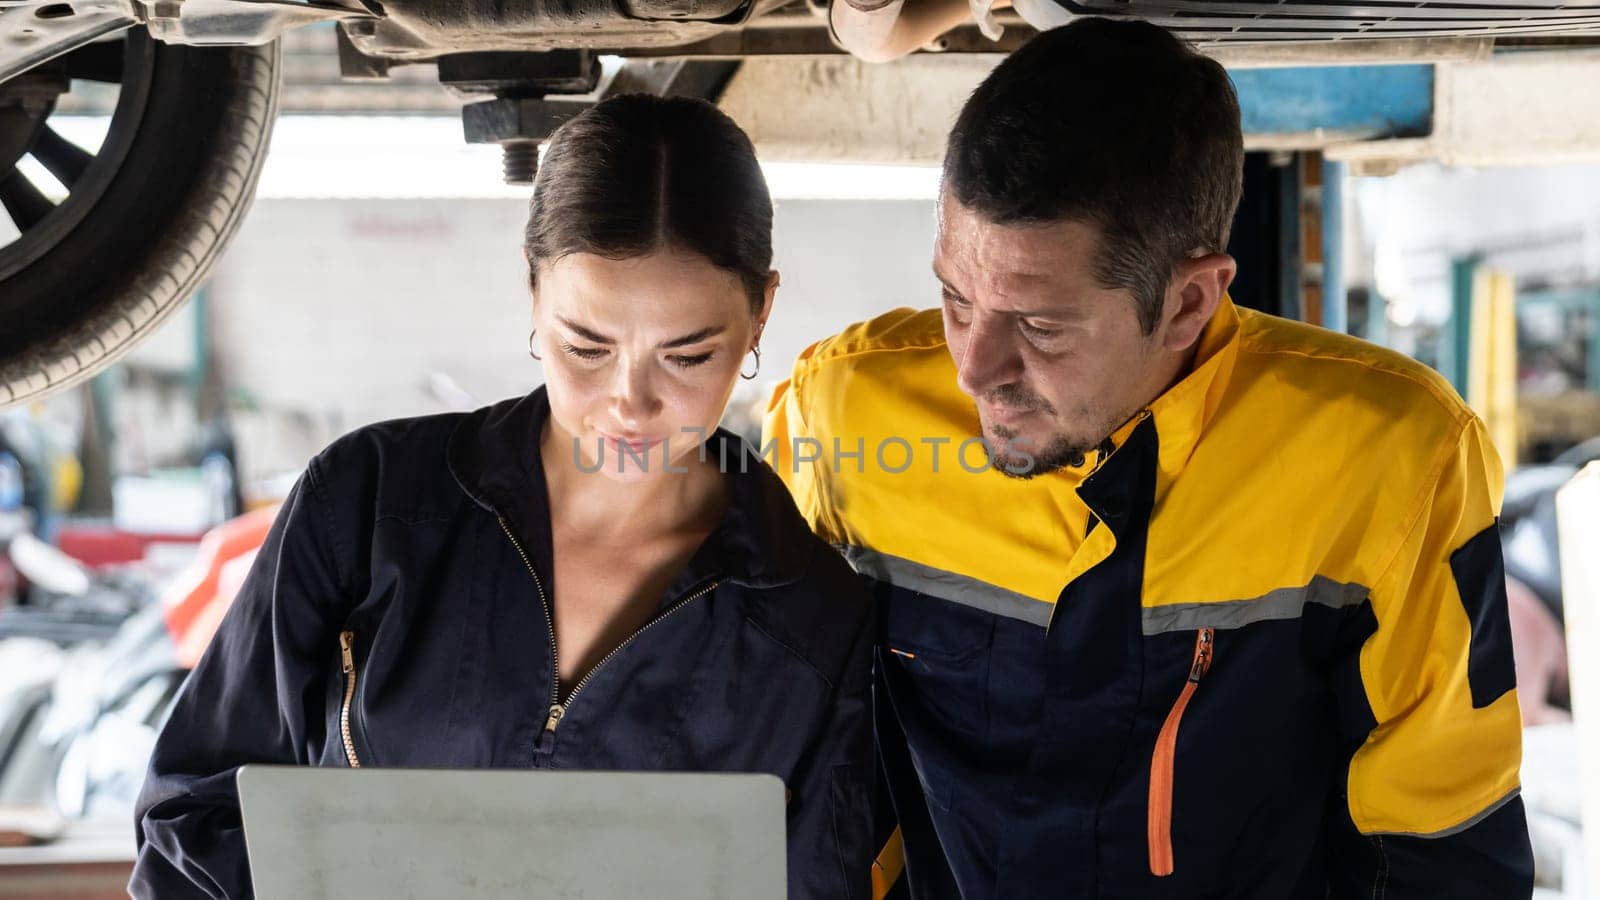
[158,506,278,669]
[0,558,16,610]
[53,527,206,570]
[1507,574,1571,727]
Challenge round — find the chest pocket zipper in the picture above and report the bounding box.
[339,630,362,768]
[1148,627,1213,877]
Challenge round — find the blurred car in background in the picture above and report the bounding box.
[0,503,272,848]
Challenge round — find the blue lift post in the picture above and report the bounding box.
[1447,257,1482,399]
[1321,159,1346,334]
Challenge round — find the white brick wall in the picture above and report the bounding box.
[203,196,940,481]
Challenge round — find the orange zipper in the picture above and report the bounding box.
[871,825,905,900]
[338,630,362,768]
[1147,627,1213,877]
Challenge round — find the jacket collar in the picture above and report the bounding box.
[1100,294,1242,497]
[446,387,814,592]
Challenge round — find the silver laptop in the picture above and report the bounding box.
[237,766,787,899]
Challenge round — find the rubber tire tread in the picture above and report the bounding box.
[0,35,281,407]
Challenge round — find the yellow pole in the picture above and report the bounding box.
[1467,268,1519,469]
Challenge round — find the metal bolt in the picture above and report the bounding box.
[140,0,184,40]
[502,141,539,186]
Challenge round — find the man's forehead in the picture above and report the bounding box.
[935,201,1105,292]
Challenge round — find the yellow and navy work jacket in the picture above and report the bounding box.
[765,297,1533,899]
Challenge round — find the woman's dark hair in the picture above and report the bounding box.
[525,94,774,313]
[945,18,1244,334]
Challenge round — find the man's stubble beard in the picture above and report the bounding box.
[984,339,1158,480]
[989,414,1113,480]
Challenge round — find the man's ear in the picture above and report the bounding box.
[1161,252,1236,352]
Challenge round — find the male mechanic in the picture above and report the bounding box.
[766,17,1533,899]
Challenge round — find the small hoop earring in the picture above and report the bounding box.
[740,346,761,380]
[527,329,541,361]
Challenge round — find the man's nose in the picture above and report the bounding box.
[955,314,1024,399]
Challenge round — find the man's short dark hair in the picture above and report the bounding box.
[944,17,1244,333]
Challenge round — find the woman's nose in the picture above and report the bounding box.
[610,357,663,427]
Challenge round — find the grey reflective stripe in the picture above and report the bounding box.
[838,545,1053,628]
[1141,575,1369,635]
[1366,787,1521,839]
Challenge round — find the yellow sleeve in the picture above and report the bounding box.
[1327,415,1532,896]
[762,353,840,543]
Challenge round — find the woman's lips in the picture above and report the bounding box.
[600,433,659,454]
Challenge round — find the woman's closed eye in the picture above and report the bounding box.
[560,340,608,361]
[560,339,715,369]
[668,351,715,369]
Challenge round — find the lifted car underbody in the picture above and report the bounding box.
[1,0,1600,406]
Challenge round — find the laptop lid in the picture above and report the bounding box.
[237,766,786,899]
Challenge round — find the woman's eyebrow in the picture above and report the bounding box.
[556,316,613,344]
[660,325,726,348]
[555,317,726,348]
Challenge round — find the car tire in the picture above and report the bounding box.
[0,31,280,407]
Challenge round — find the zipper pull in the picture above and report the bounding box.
[337,631,363,768]
[544,704,565,733]
[1188,628,1214,682]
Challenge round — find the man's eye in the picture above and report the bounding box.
[560,341,608,360]
[1019,320,1060,339]
[669,352,714,369]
